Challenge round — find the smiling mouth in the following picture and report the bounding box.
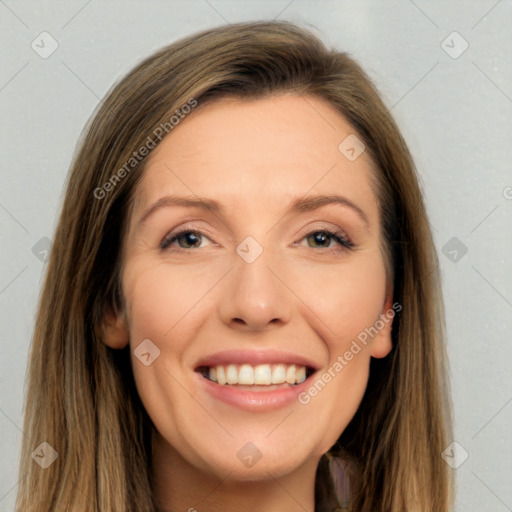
[197,363,315,387]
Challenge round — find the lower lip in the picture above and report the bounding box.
[196,372,315,412]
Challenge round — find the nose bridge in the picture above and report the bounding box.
[217,233,292,330]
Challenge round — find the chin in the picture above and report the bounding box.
[201,442,316,482]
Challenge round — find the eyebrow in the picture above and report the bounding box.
[137,193,369,227]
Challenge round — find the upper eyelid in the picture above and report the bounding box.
[162,225,222,244]
[163,223,347,238]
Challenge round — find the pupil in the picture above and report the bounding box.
[312,232,329,247]
[183,232,200,247]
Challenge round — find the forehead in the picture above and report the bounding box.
[132,94,378,219]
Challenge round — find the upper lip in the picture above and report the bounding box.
[194,349,321,371]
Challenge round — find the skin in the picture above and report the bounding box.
[102,94,394,512]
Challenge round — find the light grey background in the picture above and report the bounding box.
[1,1,511,511]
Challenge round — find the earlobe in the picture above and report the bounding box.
[370,288,394,359]
[99,306,129,349]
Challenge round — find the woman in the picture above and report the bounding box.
[16,20,454,512]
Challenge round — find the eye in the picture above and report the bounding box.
[160,227,354,253]
[160,229,212,250]
[300,228,354,253]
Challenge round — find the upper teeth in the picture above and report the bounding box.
[207,364,307,385]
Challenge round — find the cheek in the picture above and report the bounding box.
[124,258,217,344]
[123,262,200,452]
[122,262,189,406]
[292,255,386,453]
[122,258,223,429]
[293,253,387,347]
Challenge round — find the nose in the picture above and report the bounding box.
[217,243,293,331]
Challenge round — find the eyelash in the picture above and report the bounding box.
[160,227,354,253]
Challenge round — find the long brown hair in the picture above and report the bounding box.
[16,20,454,511]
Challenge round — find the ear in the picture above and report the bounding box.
[370,286,395,359]
[99,305,129,349]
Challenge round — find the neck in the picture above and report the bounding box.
[151,430,320,512]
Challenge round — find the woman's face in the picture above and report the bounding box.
[107,94,393,480]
